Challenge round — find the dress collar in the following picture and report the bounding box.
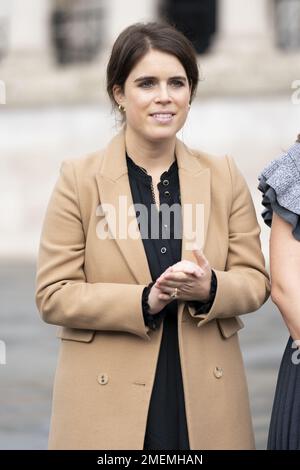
[126,153,178,183]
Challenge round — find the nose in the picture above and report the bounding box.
[154,83,171,103]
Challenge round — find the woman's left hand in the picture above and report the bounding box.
[154,248,212,302]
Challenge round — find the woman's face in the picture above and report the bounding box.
[113,49,192,142]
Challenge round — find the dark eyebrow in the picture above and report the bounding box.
[134,76,187,83]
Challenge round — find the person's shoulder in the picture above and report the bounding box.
[186,144,229,167]
[259,142,300,182]
[60,148,106,178]
[185,144,236,180]
[258,142,300,230]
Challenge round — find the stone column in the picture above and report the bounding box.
[200,0,282,95]
[4,0,53,67]
[104,0,159,49]
[0,0,10,60]
[214,0,274,53]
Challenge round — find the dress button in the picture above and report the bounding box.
[213,366,223,379]
[160,247,167,254]
[97,373,109,385]
[162,179,169,186]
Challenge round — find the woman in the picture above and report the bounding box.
[258,134,300,449]
[35,21,270,450]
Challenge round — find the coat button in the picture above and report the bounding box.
[164,190,170,197]
[213,366,223,379]
[97,373,109,385]
[160,247,167,254]
[162,179,169,186]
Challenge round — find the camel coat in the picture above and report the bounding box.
[35,129,270,450]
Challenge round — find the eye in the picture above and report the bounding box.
[170,80,185,87]
[139,79,155,88]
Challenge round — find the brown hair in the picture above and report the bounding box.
[106,21,200,122]
[296,134,300,143]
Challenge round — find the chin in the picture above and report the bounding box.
[146,126,178,141]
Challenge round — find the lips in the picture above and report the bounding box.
[150,112,175,117]
[150,112,175,123]
[151,113,173,119]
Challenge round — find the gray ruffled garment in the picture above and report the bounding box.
[258,142,300,240]
[258,141,300,449]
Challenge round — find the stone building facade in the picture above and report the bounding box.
[0,0,300,105]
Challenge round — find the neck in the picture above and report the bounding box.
[124,126,176,173]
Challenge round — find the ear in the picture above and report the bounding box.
[112,84,125,107]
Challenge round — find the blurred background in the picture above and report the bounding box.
[1,0,300,450]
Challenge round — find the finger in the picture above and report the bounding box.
[179,266,197,275]
[163,272,191,283]
[182,267,204,278]
[156,279,179,289]
[156,266,174,284]
[156,267,197,287]
[165,266,174,273]
[169,263,185,272]
[193,248,209,269]
[158,292,171,301]
[156,275,183,289]
[157,285,175,296]
[171,260,196,273]
[166,267,203,279]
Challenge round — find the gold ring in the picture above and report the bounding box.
[170,287,178,299]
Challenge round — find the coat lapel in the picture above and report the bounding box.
[176,139,211,264]
[95,130,152,285]
[95,129,211,284]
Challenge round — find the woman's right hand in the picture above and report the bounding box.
[147,259,203,315]
[147,283,173,315]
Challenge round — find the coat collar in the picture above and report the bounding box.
[95,128,211,285]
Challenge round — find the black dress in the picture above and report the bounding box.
[127,154,216,450]
[258,142,300,449]
[126,154,190,450]
[267,337,300,449]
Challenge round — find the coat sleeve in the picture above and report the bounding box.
[188,155,270,326]
[35,160,151,340]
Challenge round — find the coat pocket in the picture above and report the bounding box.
[217,317,244,339]
[56,326,95,342]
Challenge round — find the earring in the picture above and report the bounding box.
[118,104,125,112]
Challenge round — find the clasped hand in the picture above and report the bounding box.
[155,248,212,302]
[147,248,212,315]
